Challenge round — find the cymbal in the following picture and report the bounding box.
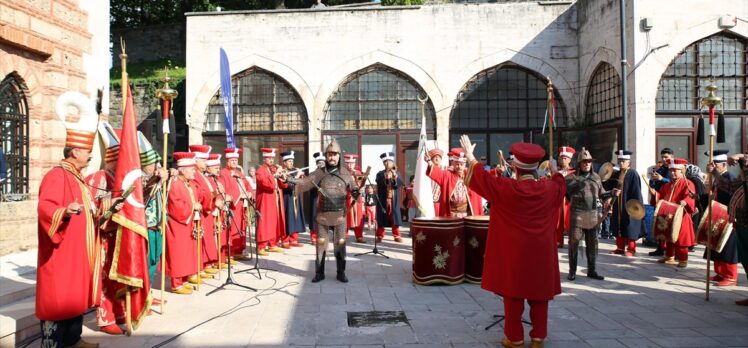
[598,162,614,182]
[538,160,550,172]
[626,199,645,220]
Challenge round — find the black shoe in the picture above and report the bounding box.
[587,272,605,280]
[567,273,576,281]
[312,273,325,283]
[336,273,348,283]
[648,249,664,257]
[688,246,695,252]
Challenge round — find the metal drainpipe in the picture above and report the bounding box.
[620,0,629,150]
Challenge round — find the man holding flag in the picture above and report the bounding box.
[411,107,437,219]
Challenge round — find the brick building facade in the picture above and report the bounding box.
[0,0,110,255]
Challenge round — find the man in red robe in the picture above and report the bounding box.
[428,148,444,216]
[206,154,227,269]
[218,148,251,261]
[189,145,223,276]
[344,154,366,242]
[461,135,564,348]
[86,122,124,335]
[166,152,201,294]
[655,158,696,268]
[37,99,101,348]
[555,146,575,248]
[255,148,288,255]
[426,148,483,218]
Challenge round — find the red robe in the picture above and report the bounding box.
[555,168,574,243]
[193,171,218,264]
[37,161,100,321]
[346,168,364,229]
[166,177,198,278]
[255,164,287,243]
[85,169,121,326]
[466,164,564,300]
[218,167,250,255]
[427,165,484,217]
[656,178,696,247]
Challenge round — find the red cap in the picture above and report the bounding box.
[189,145,212,159]
[448,148,466,163]
[261,148,277,158]
[511,143,545,170]
[206,154,222,167]
[668,158,688,169]
[558,146,576,159]
[428,149,444,158]
[224,148,242,159]
[343,154,358,163]
[173,152,197,167]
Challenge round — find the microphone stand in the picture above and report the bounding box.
[355,175,389,259]
[206,175,256,296]
[233,175,263,279]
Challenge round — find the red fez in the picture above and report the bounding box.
[189,145,212,159]
[511,143,545,170]
[206,154,222,167]
[261,148,277,158]
[668,158,688,169]
[428,149,444,158]
[558,146,576,159]
[224,148,242,159]
[343,154,358,163]
[448,148,467,163]
[173,152,197,167]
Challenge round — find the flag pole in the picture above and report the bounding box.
[156,70,178,313]
[701,81,721,301]
[546,79,555,161]
[118,39,134,337]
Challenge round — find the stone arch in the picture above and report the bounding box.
[189,54,314,137]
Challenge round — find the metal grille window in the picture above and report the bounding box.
[204,67,307,133]
[585,63,622,124]
[0,74,29,201]
[656,34,747,111]
[451,65,567,130]
[324,64,435,130]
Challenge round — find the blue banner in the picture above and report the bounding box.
[220,48,236,148]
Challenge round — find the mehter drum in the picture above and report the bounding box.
[463,215,489,284]
[411,217,464,285]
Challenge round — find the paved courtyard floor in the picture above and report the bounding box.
[33,226,748,347]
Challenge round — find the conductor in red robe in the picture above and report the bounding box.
[189,145,222,275]
[37,103,101,348]
[426,148,484,218]
[166,152,201,294]
[344,154,366,242]
[218,148,251,261]
[461,135,564,348]
[655,158,696,267]
[255,148,288,255]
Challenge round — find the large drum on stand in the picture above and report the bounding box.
[463,215,489,284]
[411,217,464,285]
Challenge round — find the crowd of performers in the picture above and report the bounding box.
[37,114,748,348]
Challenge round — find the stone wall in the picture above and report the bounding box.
[111,24,186,65]
[0,0,110,255]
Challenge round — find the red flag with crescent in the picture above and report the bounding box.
[110,84,151,329]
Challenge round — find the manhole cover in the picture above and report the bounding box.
[347,311,409,328]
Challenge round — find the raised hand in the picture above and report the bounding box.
[459,134,476,162]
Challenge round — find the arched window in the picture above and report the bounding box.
[0,73,29,201]
[324,64,435,131]
[202,67,308,170]
[450,64,568,164]
[655,33,748,167]
[582,62,622,163]
[204,67,307,133]
[585,63,622,125]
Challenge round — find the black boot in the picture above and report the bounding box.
[649,246,664,257]
[586,234,604,280]
[312,251,326,283]
[567,241,577,281]
[335,248,348,283]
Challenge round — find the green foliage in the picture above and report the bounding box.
[110,58,185,107]
[381,0,424,5]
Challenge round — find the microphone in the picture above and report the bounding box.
[232,174,241,179]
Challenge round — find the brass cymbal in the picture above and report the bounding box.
[598,162,614,182]
[538,160,550,172]
[626,199,645,220]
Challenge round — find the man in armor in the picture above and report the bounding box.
[288,140,359,283]
[565,148,606,281]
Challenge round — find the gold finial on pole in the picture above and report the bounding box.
[701,80,720,302]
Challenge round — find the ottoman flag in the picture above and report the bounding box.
[110,84,150,330]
